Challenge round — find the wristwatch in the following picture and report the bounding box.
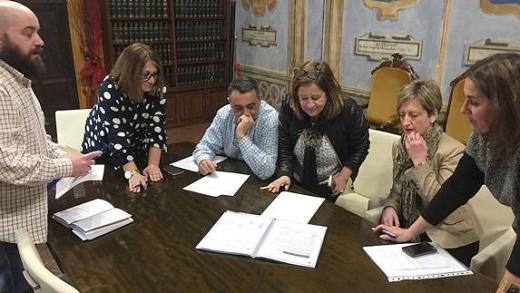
[499,278,519,293]
[124,169,139,180]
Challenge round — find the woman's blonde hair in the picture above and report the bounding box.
[396,79,442,120]
[110,42,164,103]
[290,60,345,120]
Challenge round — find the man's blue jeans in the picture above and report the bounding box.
[0,241,31,293]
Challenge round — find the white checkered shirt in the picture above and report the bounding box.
[0,60,72,243]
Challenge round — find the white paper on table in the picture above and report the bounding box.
[183,171,249,197]
[55,165,105,199]
[363,242,472,282]
[171,155,227,172]
[261,191,325,224]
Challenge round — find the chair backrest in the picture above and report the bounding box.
[467,186,515,280]
[15,229,80,293]
[444,76,472,144]
[335,129,400,217]
[55,109,91,154]
[367,67,413,131]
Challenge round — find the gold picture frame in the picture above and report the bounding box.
[363,0,418,20]
[480,0,520,18]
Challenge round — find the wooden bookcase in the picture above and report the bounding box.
[100,0,234,128]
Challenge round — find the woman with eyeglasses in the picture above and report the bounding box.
[267,60,369,202]
[81,42,167,193]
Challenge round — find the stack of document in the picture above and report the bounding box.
[196,210,327,268]
[53,199,133,241]
[363,243,472,282]
[196,192,327,268]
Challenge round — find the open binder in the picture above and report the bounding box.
[196,210,327,268]
[52,199,133,241]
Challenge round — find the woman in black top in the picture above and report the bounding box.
[82,43,167,193]
[375,53,520,292]
[267,60,369,202]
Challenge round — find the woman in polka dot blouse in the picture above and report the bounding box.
[82,42,167,193]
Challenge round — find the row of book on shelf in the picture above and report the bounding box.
[175,20,224,41]
[108,0,225,19]
[177,41,225,62]
[111,21,170,43]
[108,0,169,19]
[114,43,172,65]
[110,20,224,45]
[176,64,226,86]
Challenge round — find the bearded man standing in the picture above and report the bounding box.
[0,2,100,292]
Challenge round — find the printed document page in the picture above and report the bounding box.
[183,171,249,197]
[254,219,327,268]
[196,211,273,256]
[52,198,114,227]
[171,155,227,172]
[56,165,105,199]
[363,243,472,282]
[261,191,325,224]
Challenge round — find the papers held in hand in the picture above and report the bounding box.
[52,199,133,241]
[196,210,327,268]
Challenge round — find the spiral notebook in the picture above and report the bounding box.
[363,242,472,282]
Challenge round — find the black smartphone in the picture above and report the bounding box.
[162,165,185,177]
[402,243,437,258]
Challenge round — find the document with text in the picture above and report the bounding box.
[363,242,472,282]
[55,165,105,199]
[52,198,133,241]
[171,155,227,172]
[196,210,327,268]
[183,171,249,197]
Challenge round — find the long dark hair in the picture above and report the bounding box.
[465,53,520,158]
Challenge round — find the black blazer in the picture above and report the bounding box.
[276,97,370,183]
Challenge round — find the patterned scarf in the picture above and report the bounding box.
[300,115,329,190]
[394,125,443,233]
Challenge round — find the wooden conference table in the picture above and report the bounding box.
[47,142,497,293]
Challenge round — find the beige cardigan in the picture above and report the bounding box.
[384,133,480,249]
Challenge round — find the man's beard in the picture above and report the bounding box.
[0,35,45,79]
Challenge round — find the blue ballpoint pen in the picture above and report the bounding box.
[47,178,60,190]
[92,144,108,160]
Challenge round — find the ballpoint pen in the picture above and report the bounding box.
[47,178,61,190]
[381,229,398,239]
[133,179,152,189]
[92,144,108,160]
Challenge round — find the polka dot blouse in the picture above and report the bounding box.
[81,75,167,169]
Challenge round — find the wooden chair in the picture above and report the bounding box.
[363,53,418,134]
[444,75,472,144]
[16,228,79,293]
